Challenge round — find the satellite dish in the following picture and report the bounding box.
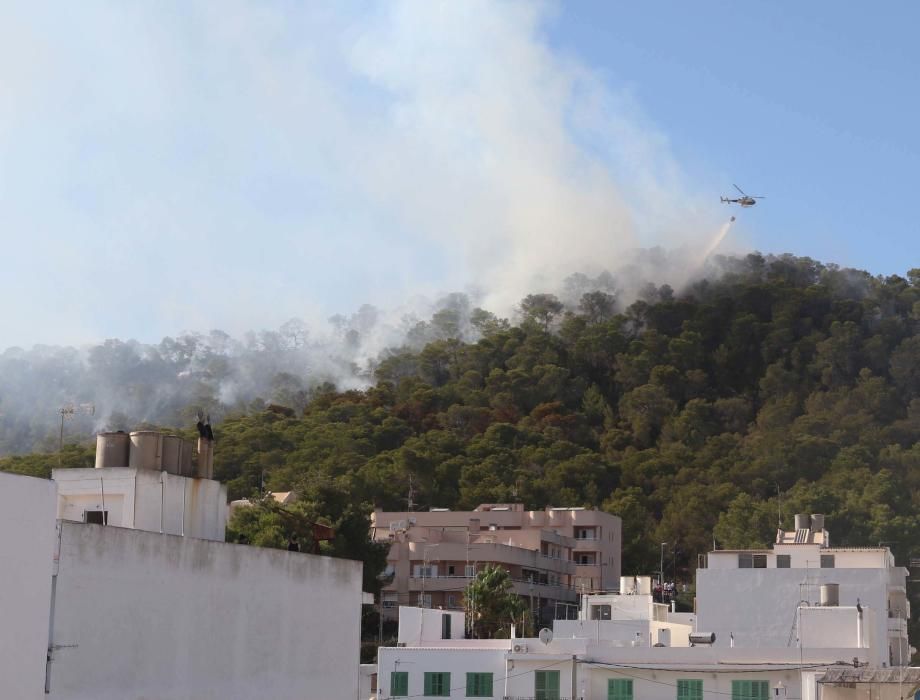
[538,628,554,645]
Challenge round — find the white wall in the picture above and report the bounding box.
[54,468,228,541]
[398,606,466,645]
[697,568,892,664]
[378,647,509,700]
[0,472,58,700]
[48,522,362,700]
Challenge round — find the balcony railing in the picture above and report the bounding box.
[409,573,574,589]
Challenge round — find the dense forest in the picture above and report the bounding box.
[4,253,920,584]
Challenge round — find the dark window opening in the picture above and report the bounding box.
[776,554,791,568]
[85,510,108,525]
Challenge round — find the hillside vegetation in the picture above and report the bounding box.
[5,254,920,580]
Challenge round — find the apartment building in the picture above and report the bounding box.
[371,504,622,626]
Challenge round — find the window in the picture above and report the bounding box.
[465,564,476,577]
[447,594,457,608]
[776,554,791,568]
[390,671,408,698]
[732,680,769,700]
[418,593,432,608]
[738,553,767,568]
[424,672,450,697]
[441,613,451,639]
[535,670,560,700]
[85,510,108,525]
[678,679,703,700]
[591,604,612,620]
[820,554,835,569]
[608,678,633,700]
[415,565,435,578]
[466,672,493,697]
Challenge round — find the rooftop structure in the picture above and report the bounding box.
[699,514,910,667]
[371,504,621,626]
[53,428,227,541]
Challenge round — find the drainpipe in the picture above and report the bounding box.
[856,599,863,649]
[160,471,166,533]
[571,654,578,700]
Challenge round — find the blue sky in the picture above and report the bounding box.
[1,1,917,347]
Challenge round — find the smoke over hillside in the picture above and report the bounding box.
[0,250,756,455]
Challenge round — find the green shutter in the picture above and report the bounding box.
[466,672,493,697]
[733,680,769,700]
[678,679,703,700]
[536,670,561,700]
[424,672,450,697]
[608,678,633,700]
[390,671,408,697]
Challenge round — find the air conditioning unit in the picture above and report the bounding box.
[513,644,528,653]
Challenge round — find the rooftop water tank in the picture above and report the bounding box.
[178,439,193,476]
[161,435,182,474]
[689,632,716,645]
[129,431,163,470]
[810,513,825,531]
[820,583,839,607]
[95,431,130,469]
[794,513,811,530]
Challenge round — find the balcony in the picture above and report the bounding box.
[407,574,578,601]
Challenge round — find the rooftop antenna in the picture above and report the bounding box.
[406,474,416,513]
[58,403,95,467]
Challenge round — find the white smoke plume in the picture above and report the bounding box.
[0,1,719,348]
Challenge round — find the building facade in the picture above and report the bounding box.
[698,513,910,667]
[371,504,622,626]
[376,516,911,700]
[1,429,366,700]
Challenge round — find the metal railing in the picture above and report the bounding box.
[408,573,574,589]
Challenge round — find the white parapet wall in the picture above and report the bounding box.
[0,472,58,700]
[47,521,363,700]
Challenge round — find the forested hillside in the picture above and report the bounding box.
[5,253,920,579]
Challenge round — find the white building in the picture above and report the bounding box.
[1,430,365,700]
[698,513,910,667]
[377,516,912,700]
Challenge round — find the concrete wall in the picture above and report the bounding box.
[398,607,466,645]
[47,522,363,700]
[696,567,892,664]
[0,472,58,700]
[54,468,227,541]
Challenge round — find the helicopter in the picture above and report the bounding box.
[721,184,764,208]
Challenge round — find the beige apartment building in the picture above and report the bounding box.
[370,504,621,627]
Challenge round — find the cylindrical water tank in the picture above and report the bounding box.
[196,437,210,479]
[95,431,130,469]
[820,583,839,607]
[688,632,716,645]
[129,431,163,470]
[161,435,182,474]
[178,439,193,476]
[810,513,825,531]
[794,513,811,530]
